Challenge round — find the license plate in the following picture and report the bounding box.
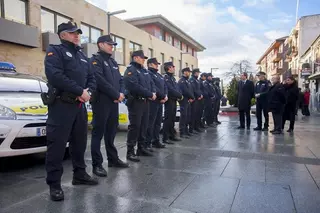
[36,127,46,136]
[119,113,128,124]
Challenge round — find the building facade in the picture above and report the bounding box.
[284,14,320,88]
[256,36,288,81]
[301,34,320,112]
[0,0,205,78]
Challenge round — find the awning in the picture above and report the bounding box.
[308,72,320,80]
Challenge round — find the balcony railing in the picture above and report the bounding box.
[291,46,298,57]
[272,52,282,62]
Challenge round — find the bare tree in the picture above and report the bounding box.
[224,60,253,78]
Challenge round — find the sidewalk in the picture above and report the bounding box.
[0,114,319,213]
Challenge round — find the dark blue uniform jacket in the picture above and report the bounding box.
[164,73,182,100]
[148,67,168,100]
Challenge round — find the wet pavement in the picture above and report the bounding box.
[1,114,320,213]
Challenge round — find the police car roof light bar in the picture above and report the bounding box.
[0,62,16,71]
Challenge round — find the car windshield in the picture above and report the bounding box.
[0,77,48,93]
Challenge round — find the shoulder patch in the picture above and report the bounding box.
[128,72,132,75]
[92,61,97,65]
[47,52,54,56]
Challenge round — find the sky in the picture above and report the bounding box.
[86,0,320,79]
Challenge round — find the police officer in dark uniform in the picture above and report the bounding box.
[199,73,207,128]
[189,68,203,133]
[163,62,183,144]
[178,67,195,138]
[123,50,156,162]
[203,73,215,126]
[146,58,167,149]
[138,64,157,154]
[254,71,270,131]
[44,21,98,201]
[212,78,222,125]
[90,35,129,178]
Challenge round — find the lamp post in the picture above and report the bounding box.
[180,52,188,77]
[107,10,126,34]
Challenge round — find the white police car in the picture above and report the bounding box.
[0,62,50,157]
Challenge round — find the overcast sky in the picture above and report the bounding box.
[86,0,319,79]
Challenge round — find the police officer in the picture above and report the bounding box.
[203,73,215,126]
[123,50,156,162]
[254,71,270,131]
[163,62,183,144]
[146,58,167,149]
[90,35,129,178]
[178,67,195,138]
[189,68,203,133]
[212,78,222,125]
[199,73,207,128]
[44,21,98,201]
[138,64,157,154]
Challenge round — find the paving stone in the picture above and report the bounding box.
[221,158,265,182]
[230,181,295,213]
[291,185,320,213]
[171,175,239,213]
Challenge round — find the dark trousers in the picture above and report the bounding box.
[204,99,214,125]
[199,100,205,126]
[302,105,310,116]
[213,100,220,122]
[272,112,282,131]
[189,101,199,132]
[256,101,269,128]
[46,100,87,188]
[282,111,295,130]
[147,102,162,144]
[91,102,119,167]
[127,99,148,149]
[163,99,176,140]
[179,100,190,135]
[239,109,251,128]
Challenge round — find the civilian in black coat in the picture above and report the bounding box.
[237,72,255,129]
[267,75,286,134]
[282,77,299,132]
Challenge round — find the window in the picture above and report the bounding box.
[41,8,71,33]
[279,60,283,69]
[279,44,283,53]
[191,65,194,70]
[161,53,165,64]
[129,42,142,53]
[174,39,181,49]
[80,23,102,44]
[166,34,173,45]
[185,62,188,67]
[182,43,187,52]
[2,0,27,24]
[170,57,174,63]
[148,48,153,58]
[112,35,125,65]
[155,28,164,41]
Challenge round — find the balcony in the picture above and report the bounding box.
[271,66,283,75]
[291,46,298,57]
[272,52,282,62]
[291,68,299,75]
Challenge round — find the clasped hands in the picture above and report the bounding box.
[77,88,91,103]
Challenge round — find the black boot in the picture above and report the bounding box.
[163,140,174,144]
[50,186,64,201]
[253,127,262,131]
[145,144,154,152]
[126,147,140,162]
[169,137,182,141]
[92,165,107,177]
[108,159,129,168]
[153,141,166,148]
[72,172,98,185]
[136,147,153,156]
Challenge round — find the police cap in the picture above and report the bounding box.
[57,21,82,35]
[181,67,192,73]
[131,50,148,59]
[192,68,200,74]
[164,62,175,68]
[200,73,207,78]
[97,35,117,45]
[147,58,160,65]
[206,73,213,78]
[256,71,266,76]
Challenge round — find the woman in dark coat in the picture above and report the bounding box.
[282,77,299,132]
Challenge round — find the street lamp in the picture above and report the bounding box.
[107,9,127,34]
[211,67,219,74]
[180,52,188,77]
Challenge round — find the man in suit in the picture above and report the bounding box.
[237,72,255,129]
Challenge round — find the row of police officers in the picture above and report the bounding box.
[43,21,222,202]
